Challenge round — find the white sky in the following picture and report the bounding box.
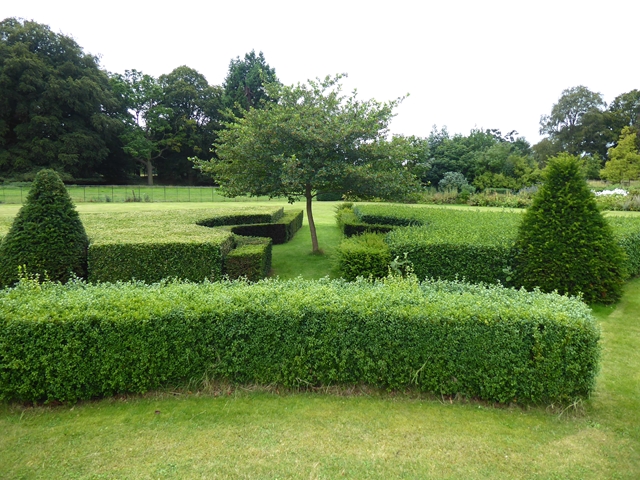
[3,0,639,145]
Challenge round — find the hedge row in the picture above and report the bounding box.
[337,208,396,237]
[224,236,272,281]
[82,207,298,284]
[0,277,599,404]
[196,208,284,227]
[88,237,235,284]
[343,205,640,285]
[230,210,303,244]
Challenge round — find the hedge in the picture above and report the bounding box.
[335,233,391,281]
[230,210,303,244]
[196,208,284,227]
[337,209,397,237]
[0,277,599,404]
[224,236,272,281]
[348,205,640,285]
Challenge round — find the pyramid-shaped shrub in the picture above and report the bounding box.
[513,153,626,303]
[0,169,89,287]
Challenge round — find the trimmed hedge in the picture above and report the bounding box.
[0,277,599,404]
[196,208,284,227]
[349,205,640,286]
[88,238,234,283]
[353,205,424,227]
[338,209,397,237]
[224,236,272,281]
[335,233,391,281]
[230,210,303,244]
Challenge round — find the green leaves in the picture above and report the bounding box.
[514,153,627,303]
[0,277,600,404]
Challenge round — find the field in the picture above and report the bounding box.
[1,201,639,478]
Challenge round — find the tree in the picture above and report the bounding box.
[0,169,89,287]
[513,153,626,303]
[221,50,278,114]
[193,74,420,252]
[600,127,640,183]
[0,18,124,181]
[609,89,640,130]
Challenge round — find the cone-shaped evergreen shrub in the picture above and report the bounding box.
[0,169,89,287]
[513,153,626,303]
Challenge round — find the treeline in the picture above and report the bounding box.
[0,18,276,184]
[1,18,639,187]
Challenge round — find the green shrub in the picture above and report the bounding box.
[230,210,303,244]
[224,236,272,281]
[0,169,88,287]
[87,238,234,284]
[0,277,600,404]
[353,205,423,227]
[335,233,391,280]
[513,154,626,304]
[609,216,640,277]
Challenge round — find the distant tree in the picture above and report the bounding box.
[0,169,89,287]
[221,50,278,115]
[438,171,470,192]
[513,153,626,304]
[0,18,124,181]
[194,74,420,253]
[608,89,640,130]
[156,66,223,184]
[600,127,640,183]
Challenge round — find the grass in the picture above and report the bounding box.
[0,278,638,478]
[1,200,639,477]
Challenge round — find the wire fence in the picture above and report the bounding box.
[0,185,274,204]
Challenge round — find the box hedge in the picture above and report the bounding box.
[224,236,272,281]
[335,233,391,281]
[196,208,284,227]
[230,210,303,244]
[346,205,640,286]
[0,277,599,404]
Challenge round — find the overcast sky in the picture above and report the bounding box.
[3,0,639,145]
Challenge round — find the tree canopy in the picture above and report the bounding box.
[600,127,640,183]
[0,18,125,181]
[194,74,420,252]
[221,50,278,115]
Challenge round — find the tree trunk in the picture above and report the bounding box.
[145,158,154,186]
[305,184,319,253]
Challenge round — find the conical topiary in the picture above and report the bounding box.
[513,153,626,303]
[0,169,89,287]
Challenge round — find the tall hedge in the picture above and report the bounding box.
[0,169,88,287]
[513,154,626,303]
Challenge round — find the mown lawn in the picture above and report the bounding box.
[0,200,639,478]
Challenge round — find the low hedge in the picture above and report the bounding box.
[88,237,234,284]
[0,277,599,404]
[335,233,391,281]
[224,236,272,281]
[196,208,284,227]
[338,209,396,237]
[350,205,640,285]
[230,210,303,244]
[353,205,424,227]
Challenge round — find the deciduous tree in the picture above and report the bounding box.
[600,127,640,183]
[194,74,420,252]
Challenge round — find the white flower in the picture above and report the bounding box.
[593,188,628,197]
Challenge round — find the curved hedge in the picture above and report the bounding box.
[0,277,599,404]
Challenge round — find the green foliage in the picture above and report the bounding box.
[87,240,232,284]
[0,18,126,181]
[196,208,284,227]
[0,169,88,287]
[193,73,420,252]
[0,277,599,404]
[229,210,303,244]
[600,127,640,183]
[514,154,627,303]
[224,236,272,281]
[221,50,278,114]
[335,233,391,281]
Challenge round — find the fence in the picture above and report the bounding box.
[0,185,273,204]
